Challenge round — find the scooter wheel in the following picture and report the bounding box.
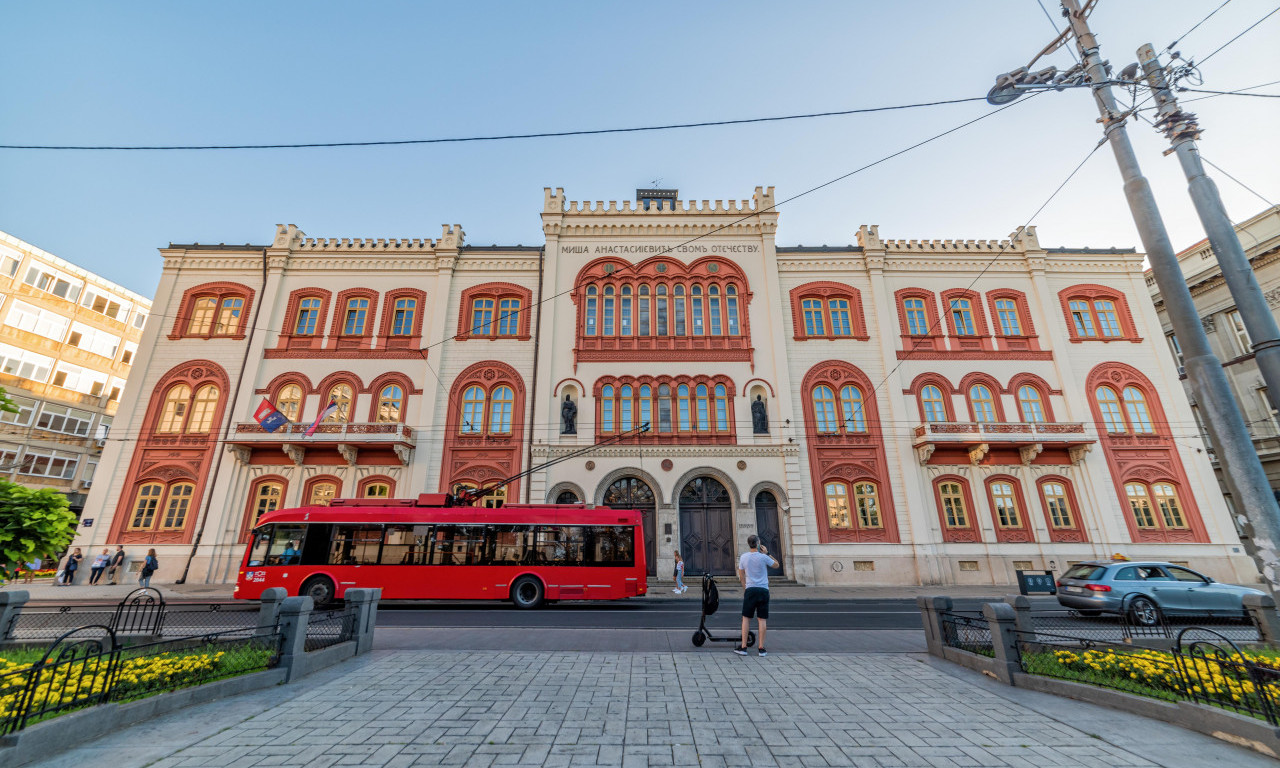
[692,631,706,647]
[746,631,757,648]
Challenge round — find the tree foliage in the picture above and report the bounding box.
[0,478,78,580]
[0,386,17,415]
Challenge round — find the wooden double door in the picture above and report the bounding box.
[679,477,735,576]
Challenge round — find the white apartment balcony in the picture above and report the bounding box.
[911,421,1094,466]
[228,422,415,466]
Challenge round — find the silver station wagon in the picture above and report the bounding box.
[1056,560,1266,626]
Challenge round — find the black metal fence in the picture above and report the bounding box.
[303,608,358,652]
[939,610,994,657]
[0,624,282,735]
[1024,608,1262,644]
[7,590,263,642]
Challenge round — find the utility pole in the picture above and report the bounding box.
[1059,0,1280,592]
[1135,44,1280,408]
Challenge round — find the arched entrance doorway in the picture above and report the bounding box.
[602,477,657,576]
[679,477,735,576]
[754,491,784,577]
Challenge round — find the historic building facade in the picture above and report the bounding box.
[0,230,150,517]
[72,188,1258,587]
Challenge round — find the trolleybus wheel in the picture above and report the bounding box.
[692,631,706,647]
[511,576,545,609]
[300,575,335,607]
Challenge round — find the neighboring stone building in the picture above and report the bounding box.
[0,230,151,517]
[72,187,1257,587]
[1147,205,1280,513]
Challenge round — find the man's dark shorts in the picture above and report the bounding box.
[742,587,770,619]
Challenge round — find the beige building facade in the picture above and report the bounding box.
[0,230,150,517]
[72,188,1258,587]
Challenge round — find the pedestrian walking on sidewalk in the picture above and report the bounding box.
[138,549,158,588]
[106,545,125,585]
[22,558,41,584]
[89,549,110,584]
[673,550,687,593]
[734,535,778,657]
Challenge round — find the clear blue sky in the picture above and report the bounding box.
[2,1,1277,297]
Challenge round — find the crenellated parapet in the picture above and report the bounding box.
[543,186,776,216]
[276,223,466,253]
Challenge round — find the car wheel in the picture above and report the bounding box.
[1129,596,1161,627]
[511,576,545,609]
[692,631,706,647]
[300,576,335,607]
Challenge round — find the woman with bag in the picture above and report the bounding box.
[61,548,83,586]
[138,548,158,588]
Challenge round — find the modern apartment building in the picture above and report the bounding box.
[0,229,151,517]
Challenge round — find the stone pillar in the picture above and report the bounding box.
[0,590,29,641]
[276,595,313,682]
[983,601,1022,685]
[916,595,953,657]
[255,587,287,638]
[1243,593,1280,643]
[342,587,381,655]
[1003,594,1035,635]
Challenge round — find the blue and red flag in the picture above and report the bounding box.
[306,398,339,437]
[253,398,289,433]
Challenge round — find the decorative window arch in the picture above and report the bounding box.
[958,373,1006,423]
[303,475,342,506]
[169,282,255,340]
[328,288,380,349]
[378,288,427,348]
[940,289,992,351]
[358,475,396,499]
[1005,373,1057,423]
[126,477,197,532]
[457,282,533,340]
[441,361,526,501]
[982,475,1035,543]
[276,287,332,350]
[985,289,1039,351]
[789,282,870,341]
[366,372,418,422]
[908,373,955,423]
[1086,362,1207,543]
[933,475,980,542]
[592,375,737,444]
[1036,475,1088,543]
[240,475,288,541]
[894,288,942,349]
[1059,284,1142,342]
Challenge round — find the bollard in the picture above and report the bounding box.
[1243,593,1280,644]
[916,595,953,657]
[0,590,29,641]
[342,587,381,655]
[255,587,287,638]
[1003,594,1035,636]
[982,601,1022,685]
[276,595,313,682]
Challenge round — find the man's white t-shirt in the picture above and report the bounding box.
[739,551,772,589]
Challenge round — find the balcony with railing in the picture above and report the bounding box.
[911,421,1094,466]
[228,422,414,465]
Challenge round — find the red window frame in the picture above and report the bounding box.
[457,282,533,340]
[328,288,380,350]
[1035,475,1088,543]
[940,288,992,351]
[277,288,333,351]
[1059,284,1142,343]
[933,475,981,543]
[378,288,427,349]
[958,373,1007,423]
[982,475,1035,543]
[789,282,870,341]
[169,282,256,340]
[909,373,956,423]
[985,289,1040,351]
[895,288,942,352]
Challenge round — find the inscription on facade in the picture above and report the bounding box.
[561,243,760,255]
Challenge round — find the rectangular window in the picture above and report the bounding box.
[82,460,98,484]
[584,296,597,336]
[80,287,130,321]
[391,298,416,335]
[708,295,721,335]
[295,299,321,335]
[472,299,495,335]
[656,296,668,335]
[1094,300,1122,337]
[23,263,83,301]
[602,297,614,336]
[1168,334,1183,365]
[802,299,825,336]
[215,298,244,335]
[343,299,368,335]
[829,299,851,336]
[0,443,20,468]
[1,254,19,277]
[638,295,650,335]
[726,295,739,335]
[949,299,975,335]
[995,299,1021,336]
[19,449,78,479]
[1227,310,1251,355]
[121,341,138,365]
[1069,300,1096,337]
[904,299,928,335]
[35,403,93,436]
[51,362,108,396]
[328,525,383,565]
[6,300,70,342]
[658,396,672,432]
[0,342,54,382]
[498,299,520,336]
[0,394,37,426]
[68,322,121,358]
[431,524,488,565]
[619,295,632,336]
[380,524,433,565]
[674,295,686,336]
[691,296,703,335]
[132,311,147,330]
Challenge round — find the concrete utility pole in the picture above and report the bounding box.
[1136,44,1280,404]
[1060,0,1280,592]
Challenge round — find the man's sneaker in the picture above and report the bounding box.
[733,646,749,656]
[673,588,681,593]
[758,648,768,657]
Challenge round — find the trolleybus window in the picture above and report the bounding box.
[248,524,308,566]
[382,524,432,565]
[329,525,382,565]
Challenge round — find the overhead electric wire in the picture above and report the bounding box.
[1164,0,1235,53]
[1176,87,1280,98]
[0,96,992,151]
[1181,78,1280,102]
[1200,156,1278,209]
[1196,4,1280,66]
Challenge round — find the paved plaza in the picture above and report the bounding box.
[29,649,1273,768]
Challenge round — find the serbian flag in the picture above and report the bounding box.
[305,398,339,437]
[253,398,289,433]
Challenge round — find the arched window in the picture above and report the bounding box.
[471,298,495,335]
[639,384,652,429]
[250,480,284,526]
[673,285,686,336]
[1153,483,1187,528]
[307,481,338,506]
[677,384,691,430]
[162,483,195,529]
[726,285,740,335]
[853,482,881,528]
[555,490,580,504]
[489,386,514,434]
[585,286,598,336]
[840,385,865,432]
[277,384,303,421]
[825,482,851,528]
[1017,385,1045,423]
[803,299,825,336]
[157,384,191,433]
[342,297,369,335]
[1096,387,1126,432]
[498,298,521,336]
[391,297,417,336]
[601,385,615,432]
[989,481,1021,527]
[619,286,632,336]
[939,481,969,528]
[188,297,216,335]
[602,286,615,335]
[363,482,391,499]
[187,384,219,433]
[1063,288,1137,341]
[1041,481,1075,528]
[658,384,672,431]
[655,285,669,335]
[325,384,353,423]
[903,297,928,335]
[461,386,485,434]
[708,285,722,335]
[294,298,322,335]
[813,385,838,432]
[1122,386,1154,433]
[969,385,996,423]
[377,385,404,423]
[691,285,704,335]
[638,285,650,335]
[620,385,634,430]
[129,483,164,529]
[714,384,729,431]
[949,298,976,335]
[1125,483,1156,528]
[921,385,947,422]
[695,383,710,431]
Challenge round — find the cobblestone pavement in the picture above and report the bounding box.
[75,651,1194,768]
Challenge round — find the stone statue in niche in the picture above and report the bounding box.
[561,394,577,434]
[752,394,769,434]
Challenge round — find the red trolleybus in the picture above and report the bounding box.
[233,493,647,608]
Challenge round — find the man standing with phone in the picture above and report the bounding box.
[735,534,779,657]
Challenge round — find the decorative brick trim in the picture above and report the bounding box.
[327,288,380,350]
[275,287,333,352]
[933,475,982,543]
[957,372,1007,422]
[985,288,1041,351]
[258,372,316,396]
[365,372,419,422]
[168,281,256,341]
[982,474,1036,543]
[789,281,870,341]
[1035,475,1089,543]
[1059,284,1143,343]
[940,288,993,352]
[895,349,1055,361]
[894,287,943,351]
[906,372,957,423]
[456,282,533,340]
[377,288,427,350]
[1005,373,1058,421]
[263,348,429,360]
[440,360,526,501]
